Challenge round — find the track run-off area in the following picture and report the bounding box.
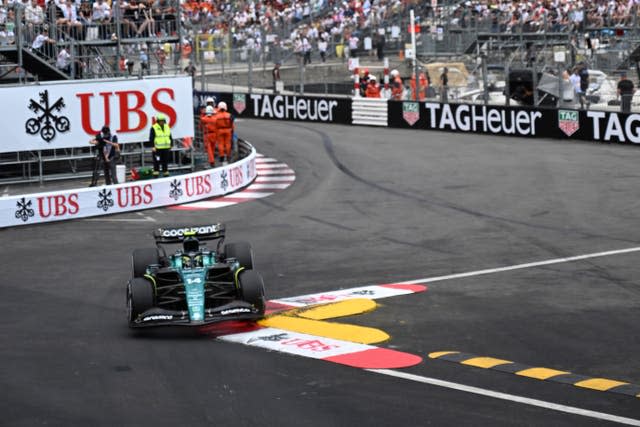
[2,119,640,426]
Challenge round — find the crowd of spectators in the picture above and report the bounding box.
[0,0,179,48]
[0,0,638,71]
[439,0,640,34]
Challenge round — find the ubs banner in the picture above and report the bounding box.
[197,92,352,124]
[388,101,640,144]
[0,76,194,153]
[0,147,257,228]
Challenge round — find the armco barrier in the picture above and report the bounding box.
[352,98,388,127]
[1,142,257,228]
[200,91,640,145]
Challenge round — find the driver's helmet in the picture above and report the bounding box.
[193,254,203,268]
[181,255,192,268]
[183,236,199,253]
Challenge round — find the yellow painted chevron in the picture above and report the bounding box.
[574,378,629,391]
[428,351,459,359]
[296,298,378,320]
[461,357,513,369]
[258,315,389,344]
[516,367,570,380]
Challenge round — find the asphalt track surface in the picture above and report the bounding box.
[2,119,640,426]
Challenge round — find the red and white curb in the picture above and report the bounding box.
[212,284,427,369]
[170,154,295,211]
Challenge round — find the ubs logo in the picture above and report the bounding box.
[25,90,71,142]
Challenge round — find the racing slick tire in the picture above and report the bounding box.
[127,277,155,324]
[224,242,254,269]
[238,270,265,315]
[132,248,160,278]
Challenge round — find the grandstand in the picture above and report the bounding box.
[2,0,640,184]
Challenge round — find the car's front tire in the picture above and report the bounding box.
[127,277,155,324]
[238,270,265,315]
[132,248,160,277]
[224,242,254,269]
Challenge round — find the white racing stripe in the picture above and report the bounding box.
[230,191,274,199]
[368,369,640,426]
[257,169,295,175]
[255,176,296,182]
[220,327,372,359]
[398,246,640,285]
[246,183,292,190]
[180,200,238,209]
[269,284,424,307]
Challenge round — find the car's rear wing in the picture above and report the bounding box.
[153,224,226,244]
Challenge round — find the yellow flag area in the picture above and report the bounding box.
[259,298,389,344]
[296,298,378,320]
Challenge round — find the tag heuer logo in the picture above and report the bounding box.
[233,93,246,115]
[403,102,419,126]
[558,110,579,137]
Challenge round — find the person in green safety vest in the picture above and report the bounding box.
[149,113,173,177]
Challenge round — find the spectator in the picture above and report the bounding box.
[617,72,635,113]
[56,46,71,73]
[139,45,149,74]
[31,27,55,57]
[302,34,311,65]
[184,60,196,86]
[25,0,45,41]
[92,0,111,38]
[440,67,449,103]
[569,66,585,109]
[317,35,327,62]
[348,33,359,57]
[58,0,83,39]
[272,61,281,93]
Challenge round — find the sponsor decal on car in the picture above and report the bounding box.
[142,314,173,321]
[160,225,221,238]
[221,307,252,315]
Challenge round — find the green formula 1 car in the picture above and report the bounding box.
[127,224,266,327]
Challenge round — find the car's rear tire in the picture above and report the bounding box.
[127,277,155,324]
[238,270,265,315]
[224,242,254,269]
[132,248,160,277]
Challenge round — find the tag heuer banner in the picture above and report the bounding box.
[195,92,352,125]
[1,76,194,153]
[558,110,579,137]
[403,102,420,126]
[387,102,640,144]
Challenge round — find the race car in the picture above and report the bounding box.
[127,224,266,327]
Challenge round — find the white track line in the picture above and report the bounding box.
[396,246,640,285]
[368,369,640,426]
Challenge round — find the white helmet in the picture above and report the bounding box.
[205,105,214,116]
[369,75,377,81]
[217,101,227,111]
[390,69,399,77]
[206,96,214,104]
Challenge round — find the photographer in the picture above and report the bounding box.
[89,126,120,186]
